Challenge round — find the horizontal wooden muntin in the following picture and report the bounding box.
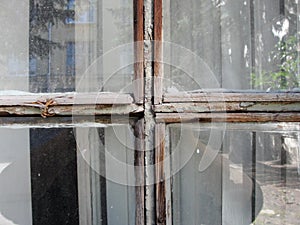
[163,91,300,103]
[0,92,143,117]
[0,116,140,128]
[0,92,135,105]
[155,113,300,123]
[154,102,300,113]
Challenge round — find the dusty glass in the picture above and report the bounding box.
[163,0,300,92]
[169,123,300,225]
[0,125,136,225]
[0,0,133,93]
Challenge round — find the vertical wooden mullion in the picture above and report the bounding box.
[154,0,163,104]
[164,125,172,225]
[155,123,166,225]
[135,119,145,225]
[134,0,144,103]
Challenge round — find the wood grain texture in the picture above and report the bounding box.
[135,119,145,225]
[0,104,143,117]
[0,92,142,117]
[0,92,134,106]
[0,116,139,128]
[155,113,300,123]
[163,92,300,103]
[134,0,144,103]
[154,0,163,104]
[154,102,300,113]
[155,123,166,225]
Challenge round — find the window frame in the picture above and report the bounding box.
[0,0,145,224]
[1,0,300,224]
[153,0,300,224]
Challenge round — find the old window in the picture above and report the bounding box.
[0,0,143,225]
[1,0,300,225]
[153,0,300,225]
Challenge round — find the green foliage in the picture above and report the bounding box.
[251,34,300,90]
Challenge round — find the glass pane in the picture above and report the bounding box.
[0,125,136,225]
[169,123,300,225]
[0,0,133,93]
[163,0,300,92]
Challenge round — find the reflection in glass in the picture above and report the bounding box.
[169,123,300,225]
[164,0,300,91]
[0,125,135,225]
[0,0,133,93]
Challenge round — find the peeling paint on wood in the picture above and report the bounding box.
[1,1,300,225]
[134,0,144,103]
[144,0,156,225]
[0,92,134,106]
[154,0,163,104]
[155,123,166,225]
[0,104,143,117]
[154,102,300,113]
[0,116,139,128]
[155,113,300,123]
[164,126,172,225]
[135,119,145,225]
[163,92,300,103]
[167,122,300,132]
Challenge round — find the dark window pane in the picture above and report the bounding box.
[30,128,79,225]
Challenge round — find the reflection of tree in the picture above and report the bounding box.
[251,33,300,90]
[29,0,74,58]
[251,1,299,90]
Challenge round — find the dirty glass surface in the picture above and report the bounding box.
[0,0,133,93]
[163,0,300,92]
[169,123,300,225]
[0,125,136,225]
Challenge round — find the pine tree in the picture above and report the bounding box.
[29,0,74,58]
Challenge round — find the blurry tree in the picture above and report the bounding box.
[251,34,300,90]
[29,0,74,58]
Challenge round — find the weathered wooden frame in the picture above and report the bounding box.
[0,1,146,224]
[1,1,300,225]
[0,92,143,117]
[154,96,300,225]
[154,0,163,104]
[0,93,141,119]
[154,92,300,123]
[134,0,144,103]
[152,1,300,224]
